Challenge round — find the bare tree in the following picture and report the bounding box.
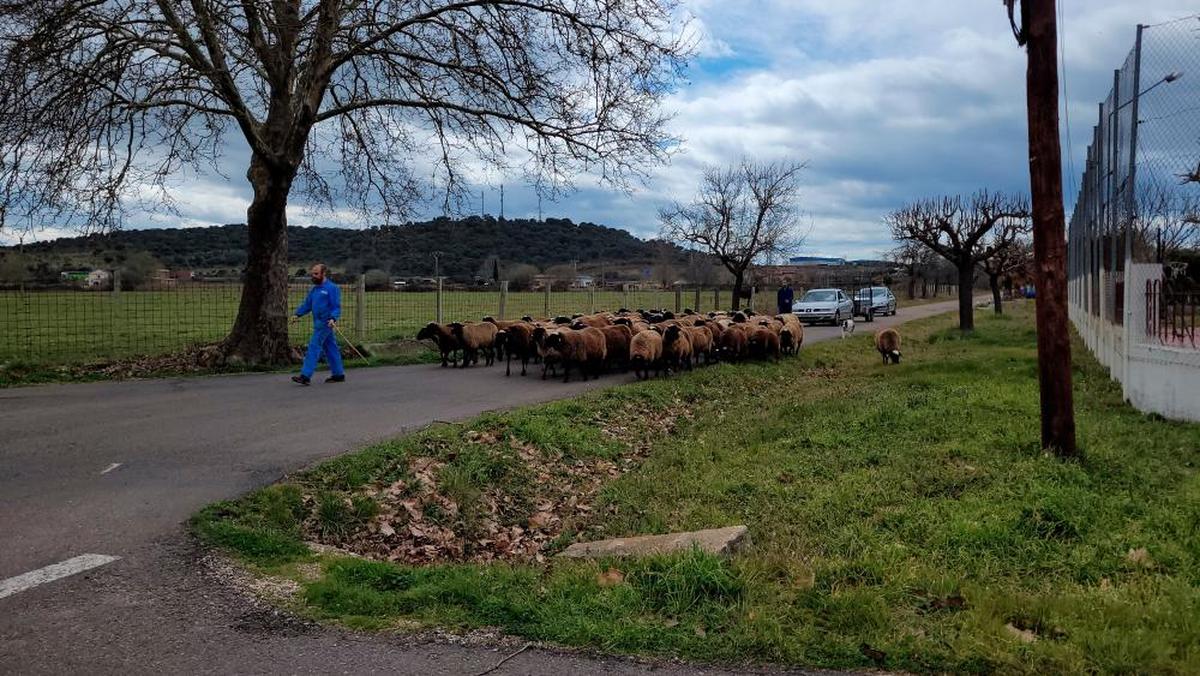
[0,0,690,363]
[887,191,1030,331]
[889,240,938,300]
[659,159,806,310]
[1137,180,1200,261]
[980,234,1031,315]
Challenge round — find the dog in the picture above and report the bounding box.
[840,318,856,339]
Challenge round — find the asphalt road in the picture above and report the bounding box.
[0,299,965,675]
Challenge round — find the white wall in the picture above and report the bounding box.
[1070,262,1200,422]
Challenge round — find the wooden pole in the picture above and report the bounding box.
[1015,0,1078,457]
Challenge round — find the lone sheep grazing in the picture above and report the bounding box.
[417,322,460,368]
[875,328,902,364]
[629,329,663,380]
[449,321,499,368]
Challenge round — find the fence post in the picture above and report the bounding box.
[543,282,550,318]
[590,285,596,314]
[436,277,444,324]
[622,283,629,310]
[354,274,365,342]
[111,269,121,300]
[749,285,756,313]
[499,280,509,320]
[713,288,719,311]
[674,285,682,314]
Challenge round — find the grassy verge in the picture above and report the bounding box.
[193,303,1200,673]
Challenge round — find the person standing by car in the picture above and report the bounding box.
[777,281,794,315]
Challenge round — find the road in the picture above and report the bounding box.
[0,299,965,675]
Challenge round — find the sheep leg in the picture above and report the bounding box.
[505,350,512,376]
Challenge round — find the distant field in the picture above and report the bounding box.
[0,285,720,364]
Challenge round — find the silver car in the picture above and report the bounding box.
[854,286,897,320]
[792,288,854,325]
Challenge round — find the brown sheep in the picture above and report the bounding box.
[497,322,536,376]
[749,326,782,361]
[544,327,607,382]
[875,328,902,364]
[661,324,694,373]
[684,324,715,365]
[599,324,634,372]
[416,322,460,368]
[718,323,750,362]
[776,314,804,356]
[533,325,563,378]
[449,321,498,368]
[572,313,612,329]
[629,329,663,380]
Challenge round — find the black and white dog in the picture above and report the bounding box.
[840,318,856,339]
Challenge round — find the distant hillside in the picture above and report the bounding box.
[16,217,690,280]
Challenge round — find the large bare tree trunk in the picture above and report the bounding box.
[221,156,296,364]
[957,263,975,331]
[731,269,745,310]
[1022,0,1077,457]
[907,266,917,299]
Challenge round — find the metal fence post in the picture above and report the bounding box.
[354,274,365,342]
[674,285,682,314]
[436,277,444,324]
[111,269,121,300]
[499,280,509,320]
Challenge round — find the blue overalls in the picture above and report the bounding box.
[295,279,345,379]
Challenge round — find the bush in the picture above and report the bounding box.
[363,268,390,290]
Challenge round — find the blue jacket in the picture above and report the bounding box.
[777,286,794,308]
[295,279,341,325]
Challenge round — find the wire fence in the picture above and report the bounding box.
[0,273,921,365]
[1067,15,1200,347]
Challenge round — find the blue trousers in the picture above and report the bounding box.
[301,325,344,378]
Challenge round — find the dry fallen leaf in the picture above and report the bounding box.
[597,568,625,587]
[1126,547,1154,567]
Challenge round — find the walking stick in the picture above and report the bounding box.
[331,321,371,365]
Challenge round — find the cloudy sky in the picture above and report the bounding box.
[8,1,1199,258]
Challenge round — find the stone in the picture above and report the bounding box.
[557,525,750,559]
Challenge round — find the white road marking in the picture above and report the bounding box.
[0,554,120,600]
[100,462,122,475]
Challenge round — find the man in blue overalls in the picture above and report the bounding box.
[290,263,345,385]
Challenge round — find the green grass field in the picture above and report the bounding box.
[194,303,1200,673]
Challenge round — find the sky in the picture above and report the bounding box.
[6,1,1200,259]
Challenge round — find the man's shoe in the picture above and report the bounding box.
[325,375,345,383]
[291,375,311,386]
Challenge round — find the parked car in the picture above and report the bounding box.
[792,288,854,325]
[853,286,897,321]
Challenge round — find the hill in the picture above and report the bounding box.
[14,217,690,281]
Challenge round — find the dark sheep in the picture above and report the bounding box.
[416,322,460,368]
[661,324,694,373]
[497,322,536,376]
[875,328,902,364]
[599,324,634,372]
[449,321,498,368]
[749,326,781,361]
[544,327,607,382]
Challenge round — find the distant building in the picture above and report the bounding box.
[572,274,595,289]
[60,270,89,283]
[86,269,112,288]
[789,256,846,267]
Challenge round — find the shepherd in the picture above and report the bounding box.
[290,264,345,385]
[776,281,794,315]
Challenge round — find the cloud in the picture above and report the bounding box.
[8,1,1199,261]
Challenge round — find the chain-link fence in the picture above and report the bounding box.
[1068,16,1200,348]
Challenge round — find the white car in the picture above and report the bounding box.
[792,288,854,325]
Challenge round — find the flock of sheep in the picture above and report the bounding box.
[417,308,903,382]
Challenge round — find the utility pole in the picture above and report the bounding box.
[1006,0,1078,457]
[500,184,505,220]
[432,251,443,280]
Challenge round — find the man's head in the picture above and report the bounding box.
[309,263,328,285]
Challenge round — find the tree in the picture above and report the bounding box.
[659,159,806,310]
[1138,181,1200,261]
[505,263,539,291]
[887,191,1029,331]
[0,0,690,364]
[1006,0,1077,457]
[363,268,390,290]
[980,235,1031,315]
[889,240,937,300]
